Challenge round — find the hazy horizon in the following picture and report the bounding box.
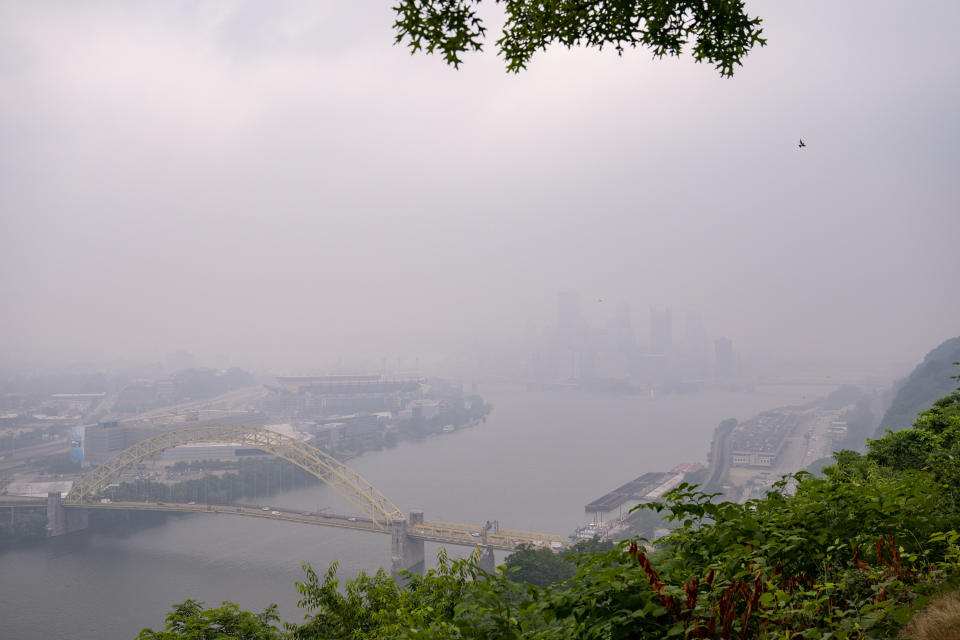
[2,1,958,377]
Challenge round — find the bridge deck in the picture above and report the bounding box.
[68,501,567,551]
[0,496,47,508]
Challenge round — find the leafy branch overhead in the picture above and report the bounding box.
[392,0,766,75]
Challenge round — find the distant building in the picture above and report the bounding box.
[730,450,780,467]
[159,442,262,462]
[611,303,635,352]
[556,291,582,344]
[83,421,129,464]
[829,421,848,442]
[683,311,708,353]
[649,308,673,356]
[83,411,267,464]
[271,375,421,418]
[715,337,734,378]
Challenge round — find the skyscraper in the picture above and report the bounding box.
[715,337,734,378]
[649,308,673,356]
[612,303,635,352]
[684,311,708,353]
[557,291,581,344]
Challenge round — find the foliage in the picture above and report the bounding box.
[287,551,479,639]
[137,600,282,640]
[867,384,960,502]
[503,543,576,586]
[392,0,766,76]
[503,537,616,587]
[104,458,319,505]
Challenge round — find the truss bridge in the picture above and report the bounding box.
[48,424,566,573]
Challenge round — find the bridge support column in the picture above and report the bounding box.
[47,492,88,537]
[475,545,496,575]
[391,510,425,577]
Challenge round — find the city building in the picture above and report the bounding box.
[649,308,673,356]
[715,337,734,378]
[82,410,267,464]
[270,375,421,418]
[556,291,582,345]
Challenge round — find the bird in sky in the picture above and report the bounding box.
[798,139,807,148]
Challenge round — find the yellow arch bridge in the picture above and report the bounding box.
[48,424,566,573]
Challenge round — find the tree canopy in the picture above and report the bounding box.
[392,0,766,75]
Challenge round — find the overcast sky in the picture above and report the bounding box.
[1,1,957,375]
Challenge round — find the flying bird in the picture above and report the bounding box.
[798,139,806,148]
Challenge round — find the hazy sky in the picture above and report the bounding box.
[1,1,958,374]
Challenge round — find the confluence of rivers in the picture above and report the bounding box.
[0,384,832,639]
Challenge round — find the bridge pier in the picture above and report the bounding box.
[47,492,88,537]
[391,510,425,576]
[475,545,496,575]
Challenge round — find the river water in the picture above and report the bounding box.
[0,385,831,639]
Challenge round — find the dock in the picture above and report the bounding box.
[584,464,702,513]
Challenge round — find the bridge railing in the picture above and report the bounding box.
[412,519,567,551]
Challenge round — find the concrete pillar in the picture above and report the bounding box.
[390,511,426,577]
[47,492,88,537]
[475,545,496,575]
[406,510,425,572]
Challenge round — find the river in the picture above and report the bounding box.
[0,384,832,639]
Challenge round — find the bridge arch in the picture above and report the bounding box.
[64,425,403,529]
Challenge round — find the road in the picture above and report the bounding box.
[69,501,567,551]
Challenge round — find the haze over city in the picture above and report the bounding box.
[1,0,957,377]
[4,2,960,638]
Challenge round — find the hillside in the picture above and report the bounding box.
[877,336,960,436]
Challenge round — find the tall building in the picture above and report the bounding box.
[612,303,635,353]
[684,311,708,353]
[557,291,580,331]
[649,308,673,356]
[715,337,734,378]
[556,291,582,347]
